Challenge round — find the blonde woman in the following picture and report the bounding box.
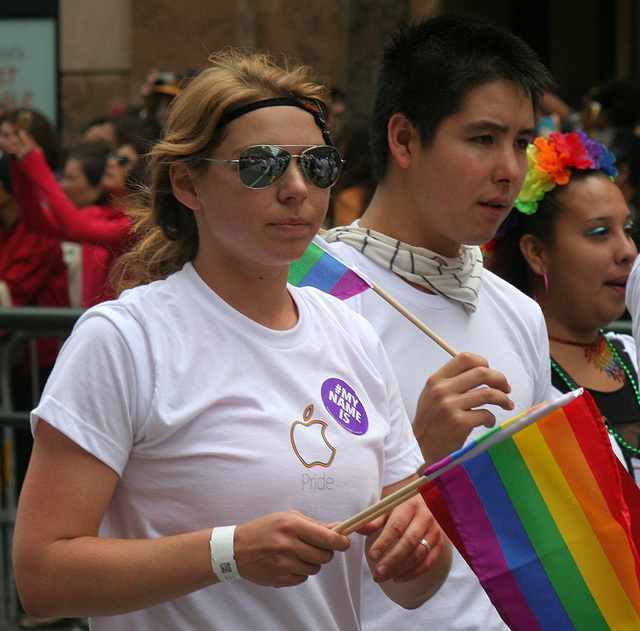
[13,49,450,630]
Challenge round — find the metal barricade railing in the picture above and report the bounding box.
[0,307,83,623]
[0,308,632,622]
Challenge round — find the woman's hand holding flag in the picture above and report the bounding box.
[357,475,452,610]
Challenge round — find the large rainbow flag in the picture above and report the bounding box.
[420,389,640,631]
[288,235,371,299]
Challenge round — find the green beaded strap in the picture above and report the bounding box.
[550,331,640,458]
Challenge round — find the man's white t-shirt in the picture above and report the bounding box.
[626,256,640,369]
[32,262,423,631]
[327,240,552,631]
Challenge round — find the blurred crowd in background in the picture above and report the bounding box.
[3,66,640,381]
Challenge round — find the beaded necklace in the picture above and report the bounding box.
[550,330,640,458]
[548,331,626,382]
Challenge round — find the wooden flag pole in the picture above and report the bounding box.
[370,284,458,357]
[333,479,426,535]
[305,233,459,357]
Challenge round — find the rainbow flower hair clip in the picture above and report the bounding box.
[514,130,618,215]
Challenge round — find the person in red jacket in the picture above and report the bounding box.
[0,111,153,307]
[0,153,69,504]
[0,111,75,630]
[0,153,69,384]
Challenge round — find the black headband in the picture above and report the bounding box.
[215,97,333,146]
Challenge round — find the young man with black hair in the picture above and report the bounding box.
[325,14,555,631]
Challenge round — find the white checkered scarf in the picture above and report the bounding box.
[322,226,483,313]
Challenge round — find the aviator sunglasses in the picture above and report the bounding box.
[108,151,134,167]
[204,144,343,190]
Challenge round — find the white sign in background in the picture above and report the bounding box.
[0,18,58,128]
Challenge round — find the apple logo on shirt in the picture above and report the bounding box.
[290,404,336,467]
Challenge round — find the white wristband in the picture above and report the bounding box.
[210,526,241,581]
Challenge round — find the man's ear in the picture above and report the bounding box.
[519,233,548,276]
[170,161,202,212]
[387,113,418,169]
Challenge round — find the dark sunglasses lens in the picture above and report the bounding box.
[238,145,290,189]
[301,146,342,189]
[109,152,132,166]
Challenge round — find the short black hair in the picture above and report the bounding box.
[370,14,555,179]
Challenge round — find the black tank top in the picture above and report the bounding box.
[551,336,640,461]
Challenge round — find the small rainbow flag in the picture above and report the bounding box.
[420,389,640,631]
[288,235,371,299]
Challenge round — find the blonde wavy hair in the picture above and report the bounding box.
[112,48,331,292]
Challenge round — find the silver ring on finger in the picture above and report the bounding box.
[419,538,431,554]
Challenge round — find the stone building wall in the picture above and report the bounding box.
[58,0,441,149]
[37,0,640,149]
[59,0,132,147]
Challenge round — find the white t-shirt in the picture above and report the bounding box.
[609,333,640,480]
[627,256,640,368]
[326,240,552,631]
[32,262,423,631]
[626,258,640,480]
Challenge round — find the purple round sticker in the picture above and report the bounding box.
[321,378,369,435]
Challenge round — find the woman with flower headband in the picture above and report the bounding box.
[11,49,450,630]
[485,130,640,479]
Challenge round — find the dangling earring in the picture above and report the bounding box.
[533,273,548,310]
